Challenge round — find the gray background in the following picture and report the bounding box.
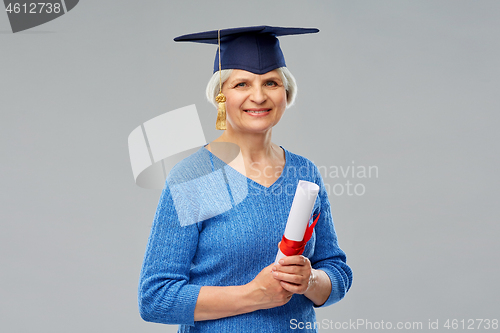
[1,1,499,332]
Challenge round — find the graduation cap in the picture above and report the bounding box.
[174,25,319,130]
[174,25,319,74]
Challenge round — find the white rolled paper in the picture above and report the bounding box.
[275,180,320,264]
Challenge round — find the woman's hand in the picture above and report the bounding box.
[272,255,314,294]
[194,256,330,321]
[272,254,332,306]
[245,263,294,310]
[195,262,294,321]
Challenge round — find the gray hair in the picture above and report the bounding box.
[205,67,297,108]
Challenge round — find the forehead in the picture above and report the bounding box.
[228,69,281,81]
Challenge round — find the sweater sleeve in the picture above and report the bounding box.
[138,180,202,326]
[309,164,353,307]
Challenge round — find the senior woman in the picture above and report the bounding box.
[138,26,352,333]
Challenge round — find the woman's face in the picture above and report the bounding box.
[221,69,287,134]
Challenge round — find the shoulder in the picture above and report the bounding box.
[282,146,315,166]
[281,146,321,180]
[166,146,213,184]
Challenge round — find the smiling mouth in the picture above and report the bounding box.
[244,109,271,114]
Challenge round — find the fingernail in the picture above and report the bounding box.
[279,260,284,265]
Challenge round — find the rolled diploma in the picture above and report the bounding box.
[275,180,320,264]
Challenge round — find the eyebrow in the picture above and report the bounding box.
[227,75,283,85]
[227,77,250,85]
[262,75,282,82]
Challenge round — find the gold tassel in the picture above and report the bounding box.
[215,30,226,130]
[215,92,226,130]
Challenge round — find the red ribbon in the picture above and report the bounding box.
[279,212,321,256]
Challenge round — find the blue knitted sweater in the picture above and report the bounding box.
[138,145,352,332]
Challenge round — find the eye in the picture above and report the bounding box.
[234,82,247,88]
[265,81,279,87]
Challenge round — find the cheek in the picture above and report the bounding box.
[223,91,246,112]
[224,97,239,115]
[222,94,244,123]
[275,90,287,109]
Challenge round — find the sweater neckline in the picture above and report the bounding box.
[202,144,289,190]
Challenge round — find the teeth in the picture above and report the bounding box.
[246,110,269,113]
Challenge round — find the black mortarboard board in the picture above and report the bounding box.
[174,26,319,74]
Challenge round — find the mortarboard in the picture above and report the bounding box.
[174,25,319,75]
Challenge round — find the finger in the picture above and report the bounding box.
[266,262,278,272]
[280,281,308,294]
[278,255,310,267]
[273,264,307,275]
[272,270,307,285]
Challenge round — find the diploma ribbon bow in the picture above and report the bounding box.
[279,212,321,256]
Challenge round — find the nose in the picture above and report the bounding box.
[249,86,266,104]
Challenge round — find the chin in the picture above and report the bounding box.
[243,124,276,133]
